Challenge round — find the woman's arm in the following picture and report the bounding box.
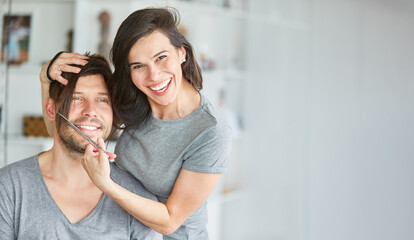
[111,169,220,235]
[82,143,222,235]
[38,53,88,135]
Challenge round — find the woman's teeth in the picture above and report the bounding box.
[150,78,171,92]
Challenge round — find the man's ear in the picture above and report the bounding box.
[45,97,56,121]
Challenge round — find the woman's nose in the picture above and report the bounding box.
[148,65,161,81]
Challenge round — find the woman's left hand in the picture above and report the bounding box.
[40,52,89,85]
[82,137,116,191]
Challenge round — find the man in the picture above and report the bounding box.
[0,54,161,239]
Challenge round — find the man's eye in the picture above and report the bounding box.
[73,97,82,101]
[98,98,110,104]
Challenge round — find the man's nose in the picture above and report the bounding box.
[81,101,98,118]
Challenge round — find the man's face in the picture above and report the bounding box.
[58,74,113,154]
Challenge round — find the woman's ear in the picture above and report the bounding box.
[45,97,56,121]
[179,47,187,63]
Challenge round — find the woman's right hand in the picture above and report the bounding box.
[82,137,116,192]
[39,52,89,85]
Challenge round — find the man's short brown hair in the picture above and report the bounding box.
[49,53,120,134]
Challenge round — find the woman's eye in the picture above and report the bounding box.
[73,96,82,102]
[157,55,167,61]
[132,64,144,70]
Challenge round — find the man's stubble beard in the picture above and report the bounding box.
[59,130,87,154]
[58,117,109,156]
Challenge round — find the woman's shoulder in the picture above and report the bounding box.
[199,94,232,130]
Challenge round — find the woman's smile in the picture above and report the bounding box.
[149,77,172,95]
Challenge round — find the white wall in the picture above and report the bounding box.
[224,0,414,239]
[307,0,414,239]
[224,0,311,239]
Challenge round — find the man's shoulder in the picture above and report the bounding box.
[0,156,37,181]
[0,156,38,198]
[109,162,156,200]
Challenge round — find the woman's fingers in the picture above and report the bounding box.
[97,137,106,149]
[95,137,117,161]
[84,143,98,158]
[107,152,117,162]
[60,64,81,74]
[55,75,69,85]
[49,52,89,85]
[82,138,114,191]
[84,137,116,163]
[60,54,89,67]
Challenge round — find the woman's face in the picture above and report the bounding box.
[128,30,186,108]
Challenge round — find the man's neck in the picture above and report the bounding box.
[38,145,95,187]
[38,146,104,224]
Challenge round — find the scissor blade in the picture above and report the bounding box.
[57,112,107,154]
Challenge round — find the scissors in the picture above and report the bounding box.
[57,112,108,155]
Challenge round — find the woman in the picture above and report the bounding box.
[41,8,232,239]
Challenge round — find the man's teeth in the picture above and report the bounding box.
[78,125,98,130]
[150,78,171,91]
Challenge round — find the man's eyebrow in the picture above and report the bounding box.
[128,50,168,66]
[73,91,110,95]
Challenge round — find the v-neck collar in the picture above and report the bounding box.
[34,155,107,225]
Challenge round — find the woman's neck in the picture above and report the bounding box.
[151,80,201,120]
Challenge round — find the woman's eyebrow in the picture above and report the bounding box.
[153,50,168,58]
[129,50,168,66]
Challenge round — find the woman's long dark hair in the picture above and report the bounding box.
[109,7,203,129]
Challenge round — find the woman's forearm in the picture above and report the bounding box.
[104,181,181,235]
[101,169,221,235]
[83,150,220,236]
[82,146,185,235]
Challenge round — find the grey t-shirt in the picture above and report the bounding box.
[115,94,232,239]
[0,155,162,240]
